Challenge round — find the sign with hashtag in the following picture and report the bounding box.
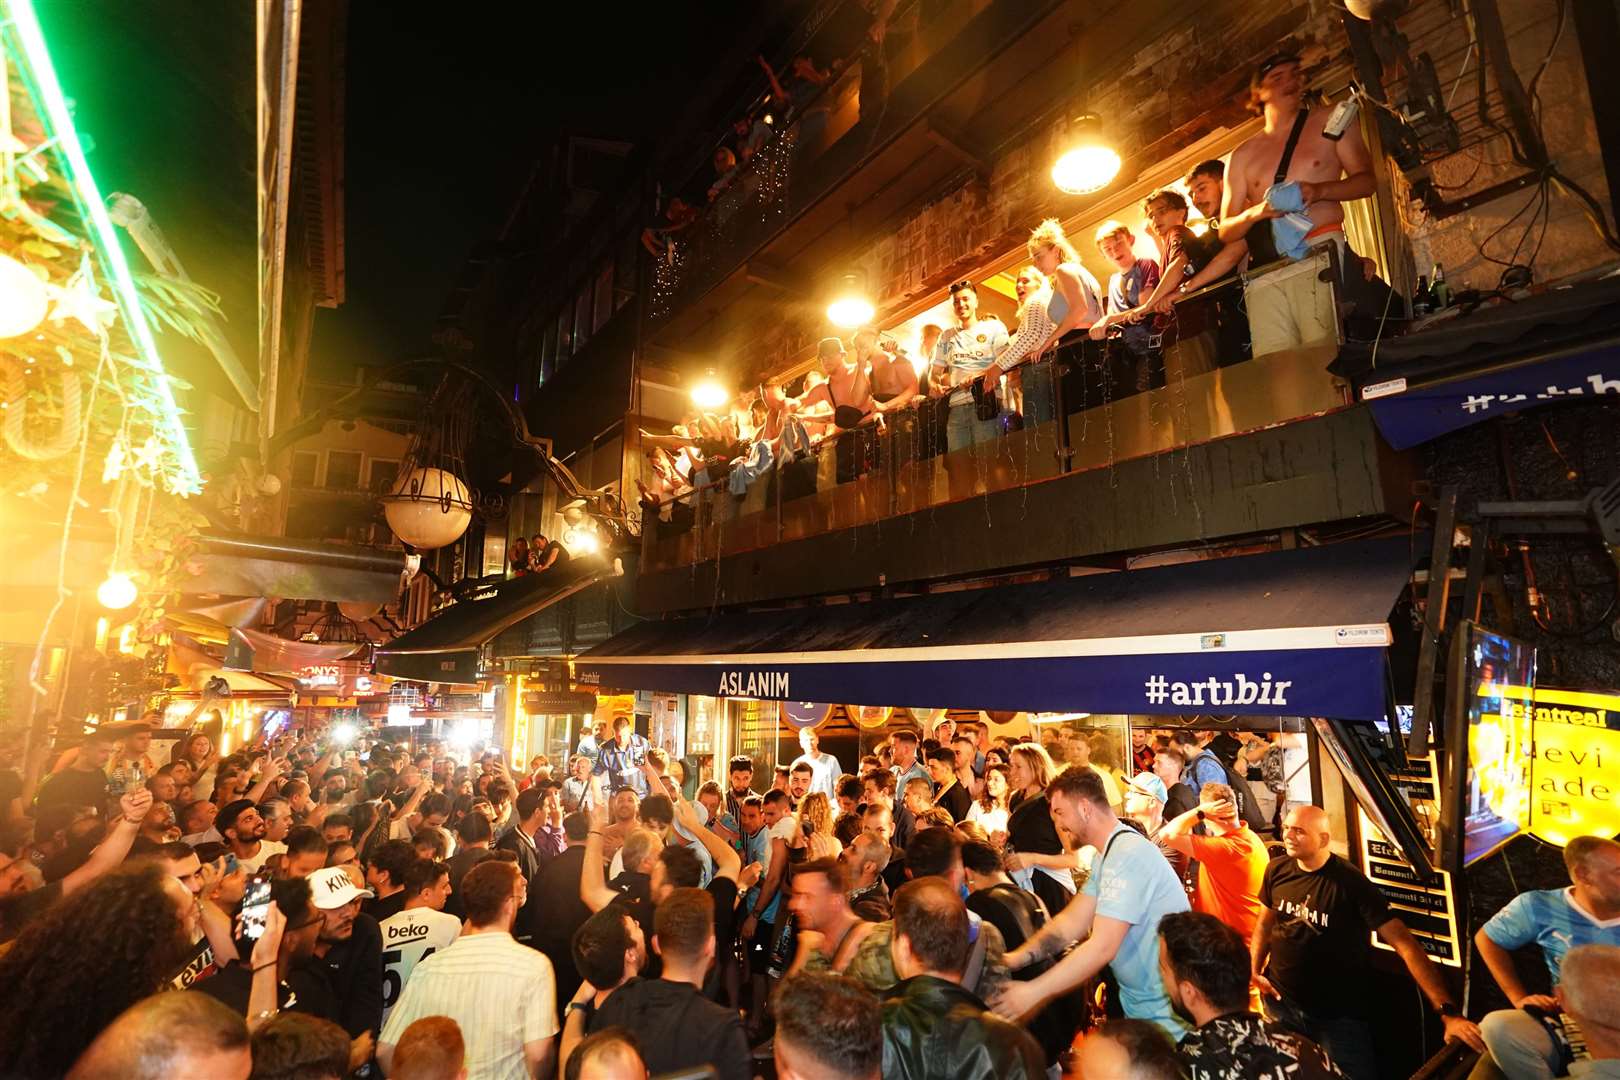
[1366,345,1620,449]
[581,644,1391,720]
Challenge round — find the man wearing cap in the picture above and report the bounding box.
[218,798,287,873]
[309,864,385,1046]
[1124,771,1188,882]
[932,279,1008,451]
[797,336,876,484]
[1181,50,1380,355]
[36,726,120,812]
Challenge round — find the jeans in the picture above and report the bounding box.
[1264,993,1380,1080]
[946,400,1000,451]
[1479,1008,1560,1080]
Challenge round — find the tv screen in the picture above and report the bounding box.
[1458,625,1537,866]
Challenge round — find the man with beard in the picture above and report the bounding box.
[219,800,285,874]
[1159,911,1343,1078]
[308,866,384,1048]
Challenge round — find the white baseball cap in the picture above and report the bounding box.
[308,866,373,909]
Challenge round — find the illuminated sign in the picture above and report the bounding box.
[1507,686,1620,847]
[300,664,342,689]
[1359,753,1462,967]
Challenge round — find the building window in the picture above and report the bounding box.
[290,451,318,487]
[555,307,572,364]
[325,451,362,490]
[593,261,614,332]
[573,284,593,351]
[368,458,400,494]
[615,231,638,311]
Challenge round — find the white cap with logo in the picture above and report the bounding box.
[308,866,374,910]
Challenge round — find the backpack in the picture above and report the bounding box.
[1261,745,1288,794]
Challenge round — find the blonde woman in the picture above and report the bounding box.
[1005,741,1078,913]
[794,791,842,860]
[982,222,1105,421]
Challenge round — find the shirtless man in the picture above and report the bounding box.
[1181,52,1377,353]
[799,337,875,482]
[860,330,918,413]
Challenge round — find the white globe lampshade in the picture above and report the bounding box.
[0,254,50,338]
[96,571,138,610]
[383,466,472,550]
[338,600,383,621]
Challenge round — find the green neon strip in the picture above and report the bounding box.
[4,0,203,494]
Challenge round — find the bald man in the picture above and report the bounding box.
[1560,944,1620,1070]
[66,990,251,1080]
[564,1028,649,1080]
[1250,805,1481,1079]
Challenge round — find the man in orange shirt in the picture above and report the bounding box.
[1157,781,1269,941]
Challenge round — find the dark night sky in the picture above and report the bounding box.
[313,3,754,376]
[34,1,755,401]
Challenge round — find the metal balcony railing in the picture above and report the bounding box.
[639,244,1354,572]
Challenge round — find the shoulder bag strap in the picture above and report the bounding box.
[1274,107,1311,185]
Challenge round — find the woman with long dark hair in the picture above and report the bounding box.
[0,862,192,1077]
[1004,741,1077,917]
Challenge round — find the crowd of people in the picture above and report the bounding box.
[4,701,1616,1080]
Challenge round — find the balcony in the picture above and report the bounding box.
[634,246,1429,613]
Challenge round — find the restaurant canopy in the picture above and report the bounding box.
[374,561,623,685]
[576,537,1417,721]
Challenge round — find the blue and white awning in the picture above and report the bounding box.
[577,538,1416,721]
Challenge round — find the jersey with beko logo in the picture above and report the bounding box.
[377,907,462,1027]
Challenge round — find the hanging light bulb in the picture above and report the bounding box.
[826,273,875,328]
[96,571,138,610]
[1051,114,1121,195]
[690,369,729,411]
[0,254,49,338]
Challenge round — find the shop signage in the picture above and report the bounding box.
[1367,345,1620,449]
[1511,686,1620,847]
[1358,753,1462,967]
[581,645,1389,720]
[300,664,342,688]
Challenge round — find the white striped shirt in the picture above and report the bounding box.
[379,930,558,1080]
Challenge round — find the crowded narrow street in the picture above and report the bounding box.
[1,1,1619,1079]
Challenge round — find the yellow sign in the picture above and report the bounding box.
[1526,688,1620,847]
[1483,684,1620,847]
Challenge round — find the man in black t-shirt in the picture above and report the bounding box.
[36,728,119,812]
[589,887,750,1080]
[1253,806,1482,1080]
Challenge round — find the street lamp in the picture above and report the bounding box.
[691,369,729,411]
[826,273,875,329]
[383,466,473,550]
[1051,114,1121,195]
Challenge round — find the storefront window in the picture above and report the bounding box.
[1028,713,1131,797]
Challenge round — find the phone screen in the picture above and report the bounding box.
[240,875,273,940]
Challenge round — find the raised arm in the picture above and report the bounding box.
[673,796,741,884]
[580,776,618,912]
[60,789,151,898]
[243,756,287,807]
